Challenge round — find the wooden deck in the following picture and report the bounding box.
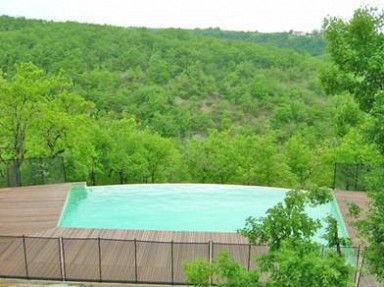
[0,184,72,236]
[333,190,370,246]
[333,191,381,287]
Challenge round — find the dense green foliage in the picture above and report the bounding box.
[323,8,383,113]
[239,187,352,254]
[0,7,381,285]
[184,258,215,287]
[192,28,327,57]
[186,190,353,287]
[185,253,261,287]
[259,240,352,287]
[360,187,384,282]
[0,15,381,186]
[239,189,322,250]
[185,245,352,287]
[323,7,384,155]
[323,7,384,281]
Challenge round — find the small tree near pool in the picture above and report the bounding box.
[184,187,354,287]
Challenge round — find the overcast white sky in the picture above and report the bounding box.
[0,0,383,32]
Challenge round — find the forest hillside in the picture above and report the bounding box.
[0,15,381,186]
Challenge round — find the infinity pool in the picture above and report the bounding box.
[58,184,348,241]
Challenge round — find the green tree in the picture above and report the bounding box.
[322,216,351,255]
[323,7,384,112]
[238,134,296,187]
[214,252,261,287]
[259,240,352,287]
[0,63,69,185]
[323,7,384,156]
[184,130,240,183]
[284,136,314,185]
[239,189,321,250]
[358,186,384,282]
[184,258,214,287]
[184,252,261,287]
[369,91,384,154]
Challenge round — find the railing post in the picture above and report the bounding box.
[62,157,67,183]
[22,235,29,279]
[57,237,63,280]
[40,157,45,184]
[134,239,138,283]
[355,249,365,287]
[356,245,361,268]
[210,241,214,286]
[209,241,213,263]
[354,245,361,285]
[171,241,174,285]
[98,237,102,282]
[333,162,337,189]
[61,237,67,280]
[247,244,251,271]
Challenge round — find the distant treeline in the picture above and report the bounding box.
[191,28,327,57]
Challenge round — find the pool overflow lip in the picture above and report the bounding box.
[330,192,351,239]
[56,183,87,227]
[58,183,350,242]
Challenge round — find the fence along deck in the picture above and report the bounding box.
[0,234,272,284]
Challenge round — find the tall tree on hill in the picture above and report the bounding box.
[322,7,384,154]
[323,7,383,112]
[0,63,56,185]
[0,63,88,186]
[323,7,384,282]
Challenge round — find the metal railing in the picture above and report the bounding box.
[354,248,382,287]
[0,235,360,285]
[2,157,383,192]
[0,157,66,188]
[332,163,384,192]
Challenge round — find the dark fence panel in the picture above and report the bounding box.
[341,246,360,268]
[334,163,369,191]
[212,242,250,268]
[249,245,269,270]
[212,242,250,285]
[25,237,62,280]
[100,238,136,282]
[0,157,66,188]
[62,238,100,281]
[173,242,210,284]
[355,248,382,287]
[0,235,360,285]
[333,163,384,191]
[136,240,172,284]
[0,236,26,278]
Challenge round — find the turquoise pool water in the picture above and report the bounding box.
[59,184,348,242]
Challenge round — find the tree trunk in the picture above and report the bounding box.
[9,158,22,187]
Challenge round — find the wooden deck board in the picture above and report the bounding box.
[333,190,370,246]
[0,184,72,236]
[333,190,382,287]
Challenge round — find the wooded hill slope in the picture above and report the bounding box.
[0,15,380,186]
